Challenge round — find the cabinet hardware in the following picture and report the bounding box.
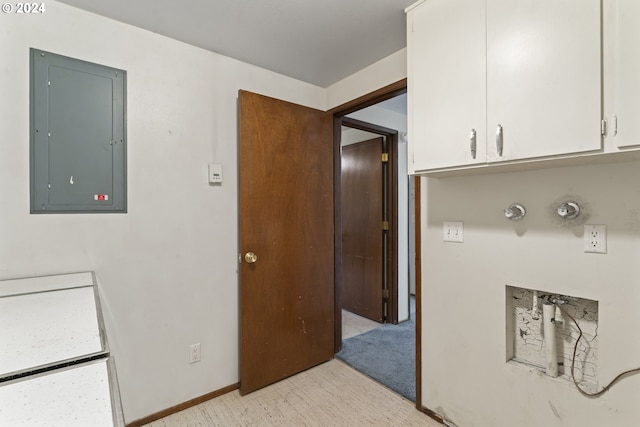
[470,129,477,159]
[496,124,504,156]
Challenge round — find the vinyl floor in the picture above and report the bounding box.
[341,309,380,339]
[145,300,430,427]
[143,359,439,427]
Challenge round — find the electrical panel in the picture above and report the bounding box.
[30,48,127,213]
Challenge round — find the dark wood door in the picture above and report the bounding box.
[238,90,334,395]
[341,137,384,322]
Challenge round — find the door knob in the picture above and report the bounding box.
[244,252,258,263]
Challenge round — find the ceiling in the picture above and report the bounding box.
[57,0,416,87]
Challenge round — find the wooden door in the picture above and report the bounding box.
[238,90,334,395]
[341,138,384,322]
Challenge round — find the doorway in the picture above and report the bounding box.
[332,83,419,403]
[237,83,422,409]
[340,118,398,324]
[331,89,415,338]
[341,135,386,322]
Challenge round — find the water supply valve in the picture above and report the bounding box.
[504,204,526,221]
[556,201,580,220]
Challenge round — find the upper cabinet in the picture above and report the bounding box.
[485,1,602,162]
[407,0,603,174]
[407,0,486,171]
[605,0,640,149]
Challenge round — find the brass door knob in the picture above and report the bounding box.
[244,252,258,263]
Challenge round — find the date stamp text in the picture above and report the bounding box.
[2,3,46,14]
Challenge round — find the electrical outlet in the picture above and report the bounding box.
[443,221,464,243]
[189,343,201,364]
[584,225,607,254]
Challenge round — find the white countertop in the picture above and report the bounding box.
[0,359,116,426]
[0,285,104,377]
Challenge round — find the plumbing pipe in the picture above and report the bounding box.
[551,296,567,324]
[554,305,564,324]
[531,291,540,320]
[543,303,559,377]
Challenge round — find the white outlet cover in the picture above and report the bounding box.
[584,224,607,254]
[443,221,464,243]
[189,343,201,364]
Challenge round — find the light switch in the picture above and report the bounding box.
[208,163,223,184]
[443,221,464,243]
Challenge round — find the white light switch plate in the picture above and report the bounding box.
[208,163,223,184]
[443,221,464,243]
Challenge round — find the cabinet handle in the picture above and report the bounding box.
[496,124,504,157]
[470,129,477,159]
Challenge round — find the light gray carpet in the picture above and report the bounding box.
[336,316,415,402]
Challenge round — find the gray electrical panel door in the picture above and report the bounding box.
[30,49,126,213]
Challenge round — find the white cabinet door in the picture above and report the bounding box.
[611,0,640,148]
[486,0,602,162]
[408,0,486,172]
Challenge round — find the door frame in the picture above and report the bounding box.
[331,79,427,412]
[330,78,430,416]
[329,78,408,340]
[340,117,398,324]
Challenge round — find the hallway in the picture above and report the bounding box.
[339,297,416,402]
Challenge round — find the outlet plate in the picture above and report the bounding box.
[189,343,201,364]
[443,221,464,243]
[584,225,607,254]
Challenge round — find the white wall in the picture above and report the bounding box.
[326,48,407,110]
[341,128,380,146]
[0,1,325,422]
[421,161,640,426]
